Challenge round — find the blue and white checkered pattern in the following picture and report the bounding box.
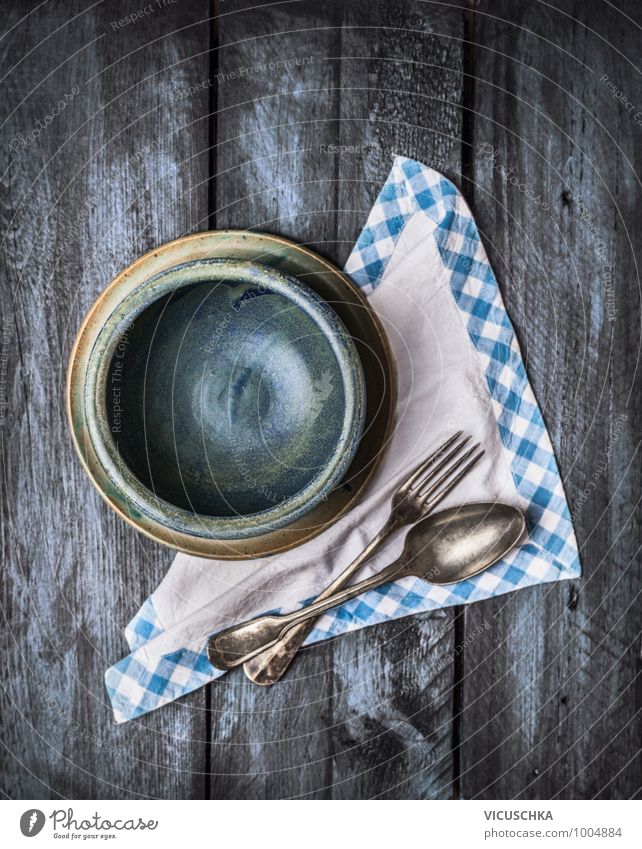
[106,157,580,723]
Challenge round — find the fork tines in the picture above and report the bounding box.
[405,432,485,512]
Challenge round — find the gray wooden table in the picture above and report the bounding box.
[1,0,640,800]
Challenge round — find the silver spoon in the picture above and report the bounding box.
[207,502,525,672]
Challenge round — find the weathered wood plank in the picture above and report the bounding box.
[208,0,466,800]
[459,0,642,799]
[326,0,466,800]
[0,0,210,798]
[208,0,344,800]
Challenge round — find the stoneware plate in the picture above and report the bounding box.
[67,231,395,559]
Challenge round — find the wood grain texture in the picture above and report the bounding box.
[327,0,466,800]
[0,0,210,799]
[208,0,344,800]
[206,0,466,799]
[458,0,642,799]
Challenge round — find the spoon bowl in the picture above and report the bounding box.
[392,501,525,584]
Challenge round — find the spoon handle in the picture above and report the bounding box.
[241,521,397,685]
[207,555,406,671]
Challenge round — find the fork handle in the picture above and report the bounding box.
[242,518,400,684]
[209,556,406,671]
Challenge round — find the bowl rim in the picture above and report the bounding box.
[83,256,366,539]
[67,230,396,559]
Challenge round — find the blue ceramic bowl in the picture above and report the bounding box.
[87,258,365,540]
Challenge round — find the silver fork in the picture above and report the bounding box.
[241,431,484,684]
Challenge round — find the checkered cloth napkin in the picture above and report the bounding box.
[105,156,580,723]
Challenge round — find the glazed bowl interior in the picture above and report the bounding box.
[91,259,365,539]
